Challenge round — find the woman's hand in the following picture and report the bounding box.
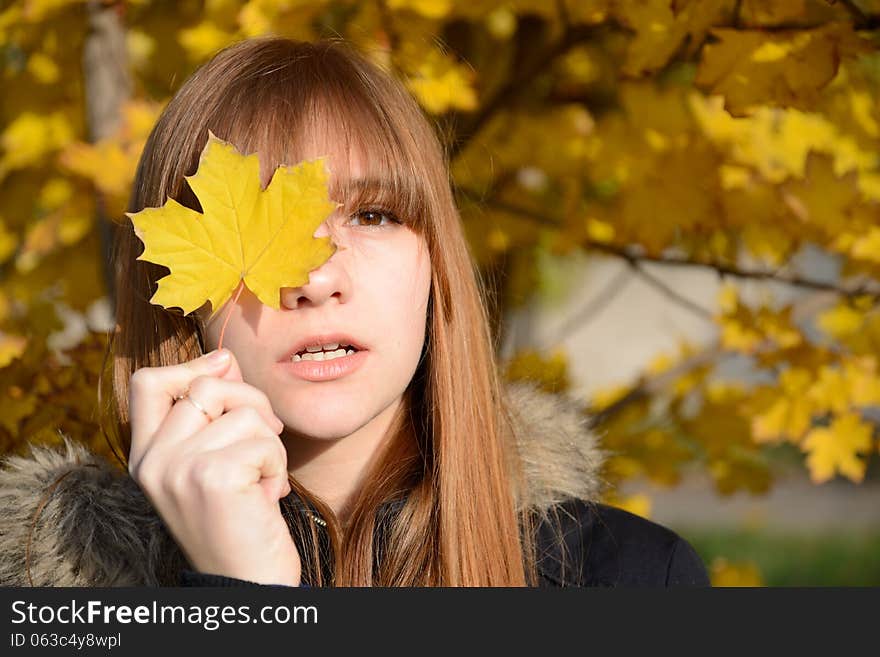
[127,349,301,586]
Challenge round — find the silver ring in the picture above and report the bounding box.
[174,391,213,421]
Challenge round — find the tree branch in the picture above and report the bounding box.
[462,191,880,302]
[831,0,880,29]
[84,0,131,318]
[628,260,715,320]
[590,240,880,301]
[544,266,634,347]
[732,0,743,29]
[456,187,560,227]
[448,22,601,161]
[584,342,722,430]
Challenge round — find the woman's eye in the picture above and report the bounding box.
[348,209,399,228]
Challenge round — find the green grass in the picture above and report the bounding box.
[682,528,880,586]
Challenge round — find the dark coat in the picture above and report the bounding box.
[180,497,709,587]
[0,381,709,587]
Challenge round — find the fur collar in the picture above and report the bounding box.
[0,381,606,586]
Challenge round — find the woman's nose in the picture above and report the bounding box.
[279,225,349,309]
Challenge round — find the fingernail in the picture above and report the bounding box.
[206,349,230,364]
[275,417,285,433]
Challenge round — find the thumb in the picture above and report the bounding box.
[215,348,244,382]
[191,348,234,374]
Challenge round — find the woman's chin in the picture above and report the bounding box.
[278,408,368,441]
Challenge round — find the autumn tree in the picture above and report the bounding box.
[1,1,879,519]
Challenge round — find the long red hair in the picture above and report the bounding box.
[108,37,538,586]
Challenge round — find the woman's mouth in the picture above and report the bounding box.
[280,346,368,381]
[290,343,359,362]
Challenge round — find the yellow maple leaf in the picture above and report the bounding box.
[850,226,880,264]
[801,412,874,484]
[807,366,850,415]
[0,332,27,369]
[780,153,861,235]
[613,0,731,76]
[695,23,858,116]
[751,368,814,443]
[0,111,74,179]
[817,300,864,339]
[843,356,880,408]
[61,140,134,198]
[127,133,339,318]
[404,48,478,114]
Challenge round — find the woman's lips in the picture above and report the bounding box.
[278,349,368,382]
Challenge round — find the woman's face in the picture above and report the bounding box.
[202,146,432,443]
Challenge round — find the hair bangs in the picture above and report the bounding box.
[211,52,428,234]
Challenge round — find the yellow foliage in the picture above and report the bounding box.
[739,0,806,26]
[0,0,878,502]
[584,217,614,243]
[849,89,879,138]
[604,492,652,519]
[692,96,878,194]
[613,0,731,76]
[750,368,814,443]
[178,20,238,61]
[645,341,707,398]
[589,383,630,411]
[616,144,719,253]
[0,384,38,435]
[57,99,161,221]
[850,226,880,264]
[718,299,803,355]
[806,366,850,416]
[0,111,73,178]
[0,332,27,369]
[126,29,156,71]
[484,7,516,39]
[387,0,451,20]
[402,46,478,114]
[26,51,59,84]
[502,347,570,395]
[0,219,17,264]
[561,0,610,25]
[695,23,862,116]
[817,301,867,339]
[710,557,764,587]
[842,356,880,407]
[38,177,73,210]
[780,153,862,236]
[801,412,874,484]
[60,141,133,198]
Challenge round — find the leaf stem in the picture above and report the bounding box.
[217,280,245,351]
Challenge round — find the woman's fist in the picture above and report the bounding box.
[127,349,301,586]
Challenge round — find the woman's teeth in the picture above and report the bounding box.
[292,348,356,362]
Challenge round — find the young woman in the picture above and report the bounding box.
[0,37,709,587]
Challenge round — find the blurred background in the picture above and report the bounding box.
[1,0,879,586]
